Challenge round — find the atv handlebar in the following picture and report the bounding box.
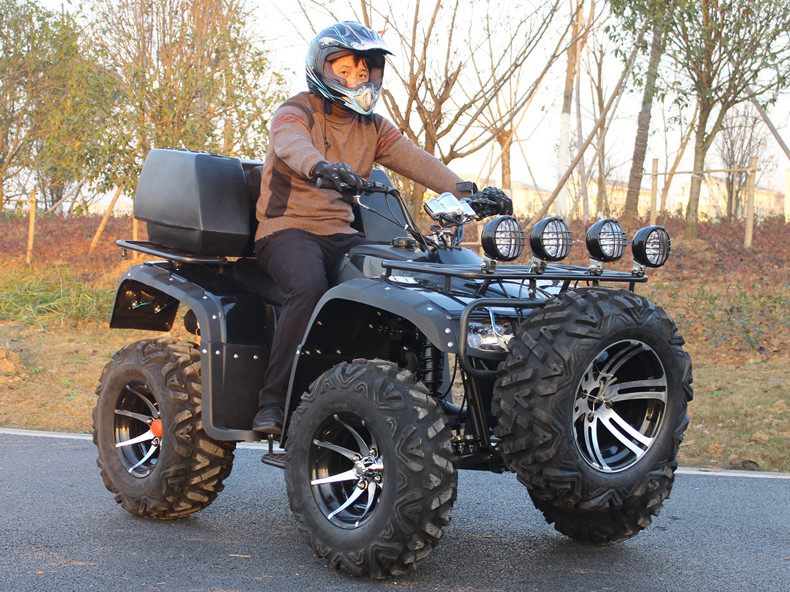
[315,176,399,197]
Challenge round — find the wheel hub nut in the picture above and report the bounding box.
[354,455,384,479]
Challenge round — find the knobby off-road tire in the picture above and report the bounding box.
[93,338,235,519]
[493,288,693,543]
[285,359,457,579]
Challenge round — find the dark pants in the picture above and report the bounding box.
[255,229,369,409]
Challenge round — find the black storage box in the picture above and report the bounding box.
[135,149,252,256]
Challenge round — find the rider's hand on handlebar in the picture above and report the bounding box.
[312,161,366,203]
[464,186,513,220]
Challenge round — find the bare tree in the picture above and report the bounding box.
[562,23,628,222]
[527,32,641,225]
[714,103,773,218]
[293,0,571,208]
[664,0,790,238]
[657,101,697,213]
[585,36,612,218]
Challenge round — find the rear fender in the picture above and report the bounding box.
[110,262,272,442]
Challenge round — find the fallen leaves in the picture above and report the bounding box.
[750,432,770,444]
[707,444,724,456]
[0,348,22,374]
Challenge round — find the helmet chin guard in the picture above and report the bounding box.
[340,83,375,113]
[306,22,392,116]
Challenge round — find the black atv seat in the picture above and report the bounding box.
[232,257,284,307]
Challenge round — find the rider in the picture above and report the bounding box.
[252,21,511,435]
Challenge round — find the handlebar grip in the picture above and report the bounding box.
[316,176,353,192]
[316,175,397,196]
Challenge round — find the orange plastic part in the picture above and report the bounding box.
[150,418,163,439]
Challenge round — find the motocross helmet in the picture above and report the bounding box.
[306,21,392,116]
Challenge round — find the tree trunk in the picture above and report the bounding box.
[685,113,709,239]
[498,129,512,193]
[660,106,696,212]
[623,20,664,230]
[575,65,589,222]
[556,4,581,217]
[596,144,607,216]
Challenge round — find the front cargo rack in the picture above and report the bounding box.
[381,259,647,291]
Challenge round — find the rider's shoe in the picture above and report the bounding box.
[252,406,284,436]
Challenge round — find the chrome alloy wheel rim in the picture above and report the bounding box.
[113,381,162,477]
[309,413,384,529]
[574,339,668,473]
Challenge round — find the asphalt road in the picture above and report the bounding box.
[1,429,788,592]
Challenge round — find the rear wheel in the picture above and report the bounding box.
[93,338,235,519]
[285,360,457,578]
[493,288,693,543]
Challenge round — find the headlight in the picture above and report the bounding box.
[529,217,572,272]
[481,216,525,261]
[586,218,626,262]
[466,320,515,352]
[631,225,671,275]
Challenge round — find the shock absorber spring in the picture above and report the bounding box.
[420,342,444,395]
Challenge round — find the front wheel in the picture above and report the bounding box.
[285,360,457,579]
[493,288,693,543]
[93,338,235,519]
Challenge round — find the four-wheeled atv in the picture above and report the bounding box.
[93,149,693,578]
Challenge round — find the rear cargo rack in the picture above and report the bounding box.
[117,240,228,266]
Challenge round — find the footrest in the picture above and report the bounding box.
[261,452,285,469]
[260,435,285,469]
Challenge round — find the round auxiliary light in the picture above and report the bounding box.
[481,216,525,261]
[632,225,671,268]
[586,218,626,262]
[529,217,573,262]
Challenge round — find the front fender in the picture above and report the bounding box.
[282,278,461,436]
[316,278,461,352]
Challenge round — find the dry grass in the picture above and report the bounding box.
[0,321,157,433]
[684,361,790,472]
[1,213,789,472]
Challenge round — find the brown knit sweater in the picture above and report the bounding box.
[255,92,465,241]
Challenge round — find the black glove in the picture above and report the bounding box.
[464,186,513,220]
[312,161,366,201]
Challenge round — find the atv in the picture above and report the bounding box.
[93,148,693,578]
